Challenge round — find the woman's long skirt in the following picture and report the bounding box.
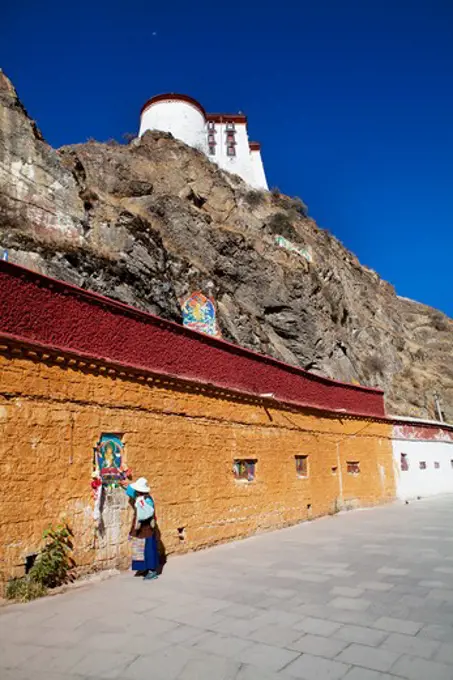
[131,534,159,572]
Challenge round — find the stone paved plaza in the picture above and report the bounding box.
[2,496,453,680]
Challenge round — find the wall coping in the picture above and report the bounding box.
[140,93,207,119]
[389,414,453,431]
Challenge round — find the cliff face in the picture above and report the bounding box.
[1,71,452,421]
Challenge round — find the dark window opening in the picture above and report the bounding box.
[295,455,309,478]
[178,527,186,542]
[25,553,38,574]
[331,466,338,475]
[401,453,409,471]
[434,461,440,469]
[347,461,360,475]
[227,145,236,157]
[233,459,256,482]
[208,145,216,155]
[419,461,427,470]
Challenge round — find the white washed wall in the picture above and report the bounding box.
[139,101,267,189]
[392,434,453,500]
[139,100,206,151]
[250,149,268,190]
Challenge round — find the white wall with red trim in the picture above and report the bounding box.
[139,99,207,151]
[138,97,268,190]
[392,420,453,499]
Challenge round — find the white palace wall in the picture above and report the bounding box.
[139,96,268,190]
[139,99,207,152]
[250,148,268,190]
[392,420,453,500]
[209,122,258,187]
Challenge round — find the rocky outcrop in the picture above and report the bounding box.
[0,71,452,421]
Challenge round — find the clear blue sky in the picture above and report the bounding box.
[3,0,453,316]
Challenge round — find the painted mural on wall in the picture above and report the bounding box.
[181,291,221,337]
[275,235,313,263]
[96,434,125,483]
[91,433,131,530]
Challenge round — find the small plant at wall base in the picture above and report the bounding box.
[30,523,75,588]
[5,577,47,602]
[5,523,75,602]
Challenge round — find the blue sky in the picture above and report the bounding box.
[3,0,453,316]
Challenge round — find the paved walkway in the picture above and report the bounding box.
[2,497,453,680]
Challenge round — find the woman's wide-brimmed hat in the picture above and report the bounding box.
[130,477,150,493]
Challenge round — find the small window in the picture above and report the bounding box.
[434,461,440,469]
[295,455,308,478]
[207,121,215,130]
[347,461,360,475]
[331,466,338,475]
[419,461,427,470]
[208,134,215,143]
[208,145,216,155]
[227,145,236,157]
[227,132,235,142]
[226,122,235,130]
[400,453,409,471]
[451,460,453,469]
[233,459,256,482]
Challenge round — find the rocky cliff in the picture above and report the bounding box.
[1,71,452,421]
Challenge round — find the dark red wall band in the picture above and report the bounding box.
[0,262,385,418]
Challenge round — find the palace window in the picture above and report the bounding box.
[295,455,309,478]
[227,132,235,143]
[419,461,427,470]
[226,122,235,130]
[400,453,409,471]
[207,121,215,130]
[434,461,440,469]
[227,145,236,156]
[208,133,215,144]
[347,461,360,475]
[233,459,256,482]
[208,145,216,155]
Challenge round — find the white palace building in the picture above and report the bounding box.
[138,93,268,190]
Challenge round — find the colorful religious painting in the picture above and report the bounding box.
[181,291,221,337]
[96,434,124,485]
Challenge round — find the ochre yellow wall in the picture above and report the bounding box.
[0,351,394,584]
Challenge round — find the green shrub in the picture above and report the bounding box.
[30,524,74,589]
[5,523,75,602]
[5,577,47,602]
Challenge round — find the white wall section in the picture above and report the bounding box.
[139,94,268,190]
[392,420,453,500]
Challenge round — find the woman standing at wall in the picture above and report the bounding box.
[121,477,159,580]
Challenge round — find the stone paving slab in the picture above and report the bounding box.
[1,495,453,679]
